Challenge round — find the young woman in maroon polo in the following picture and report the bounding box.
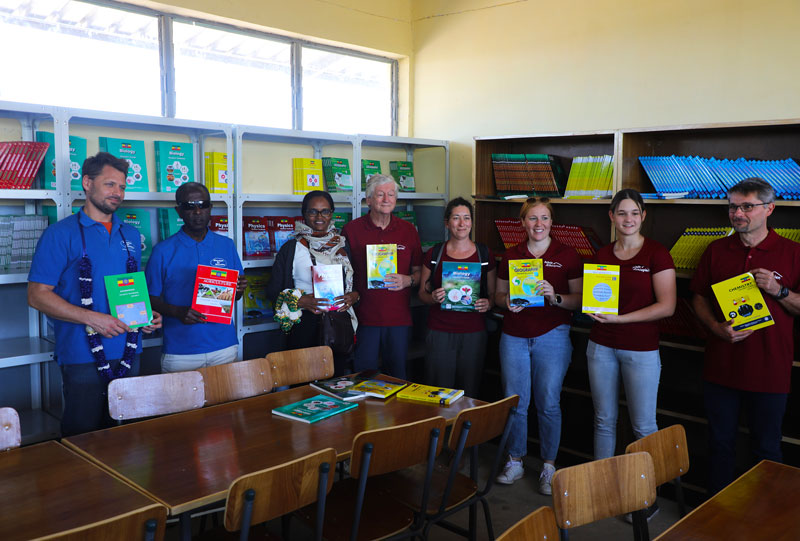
[586,189,676,462]
[493,197,582,495]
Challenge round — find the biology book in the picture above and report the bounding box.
[98,137,148,191]
[366,244,397,289]
[441,261,481,312]
[508,259,544,308]
[351,379,407,399]
[36,131,86,191]
[397,383,464,405]
[311,264,344,311]
[582,263,620,314]
[271,394,358,423]
[103,271,153,329]
[310,376,367,401]
[115,208,153,265]
[154,140,195,192]
[191,265,239,324]
[711,272,775,332]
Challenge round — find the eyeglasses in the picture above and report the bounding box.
[305,208,332,217]
[727,202,769,213]
[177,200,212,210]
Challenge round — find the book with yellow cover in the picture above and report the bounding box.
[582,263,620,314]
[292,158,323,195]
[351,379,407,398]
[366,243,397,289]
[508,259,544,307]
[711,272,774,332]
[397,383,464,405]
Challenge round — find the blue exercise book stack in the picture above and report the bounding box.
[638,155,800,200]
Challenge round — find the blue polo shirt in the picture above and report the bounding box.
[145,228,243,355]
[28,209,143,366]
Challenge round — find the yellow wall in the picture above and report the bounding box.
[410,0,800,199]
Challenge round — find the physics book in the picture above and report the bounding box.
[103,271,153,329]
[397,383,464,405]
[272,394,358,423]
[711,272,774,332]
[366,244,397,289]
[441,261,481,312]
[508,259,544,308]
[351,379,407,399]
[582,263,620,314]
[191,265,239,324]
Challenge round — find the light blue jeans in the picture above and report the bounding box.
[586,340,661,459]
[499,325,572,461]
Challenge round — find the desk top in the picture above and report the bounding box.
[64,385,483,515]
[0,441,162,541]
[656,460,800,540]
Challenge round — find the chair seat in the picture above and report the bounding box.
[295,477,414,541]
[375,462,478,515]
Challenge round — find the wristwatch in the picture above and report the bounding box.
[775,285,790,300]
[554,294,562,305]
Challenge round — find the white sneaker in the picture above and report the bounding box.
[496,457,524,485]
[539,463,555,495]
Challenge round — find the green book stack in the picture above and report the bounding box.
[157,208,184,240]
[154,141,195,193]
[393,210,417,229]
[389,160,415,192]
[332,212,352,231]
[322,157,353,192]
[98,137,148,192]
[35,131,87,191]
[361,159,382,190]
[116,208,153,265]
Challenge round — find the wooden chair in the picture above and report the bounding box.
[265,346,334,388]
[107,372,205,421]
[295,416,447,541]
[625,424,690,517]
[198,358,273,406]
[551,452,656,541]
[496,506,559,541]
[378,394,520,540]
[0,407,21,451]
[43,503,167,540]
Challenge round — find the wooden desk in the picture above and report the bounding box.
[0,441,165,541]
[655,460,800,540]
[64,385,482,516]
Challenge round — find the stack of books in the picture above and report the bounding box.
[292,158,323,195]
[99,137,148,192]
[393,210,417,228]
[321,157,353,192]
[494,218,527,249]
[494,218,602,258]
[775,228,800,243]
[36,132,86,191]
[389,160,415,192]
[157,208,184,240]
[0,141,50,189]
[659,298,708,340]
[155,141,194,193]
[115,208,153,265]
[563,155,614,199]
[209,216,229,234]
[332,212,351,231]
[669,227,732,270]
[0,215,48,270]
[490,153,566,197]
[361,159,381,190]
[204,152,229,194]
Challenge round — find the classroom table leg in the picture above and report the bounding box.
[180,511,192,541]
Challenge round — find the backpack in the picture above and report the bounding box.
[425,241,490,298]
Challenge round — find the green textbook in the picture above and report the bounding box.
[116,208,153,265]
[35,131,86,191]
[154,140,195,192]
[271,394,358,424]
[98,137,149,192]
[103,271,153,329]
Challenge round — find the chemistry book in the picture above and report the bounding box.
[271,394,358,423]
[191,265,239,324]
[508,259,545,308]
[103,271,153,329]
[396,383,464,405]
[711,272,775,332]
[582,263,620,314]
[312,264,344,311]
[310,376,368,401]
[351,379,407,399]
[366,243,397,289]
[441,261,481,312]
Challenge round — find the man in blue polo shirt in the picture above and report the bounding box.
[145,182,246,372]
[28,152,162,437]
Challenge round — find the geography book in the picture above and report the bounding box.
[366,244,397,289]
[441,261,481,311]
[397,383,464,405]
[711,272,775,332]
[582,263,620,314]
[271,394,358,424]
[103,271,152,329]
[311,264,344,311]
[508,259,544,308]
[191,265,239,324]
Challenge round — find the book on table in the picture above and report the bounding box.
[366,244,397,289]
[397,383,464,405]
[711,272,774,332]
[191,265,239,324]
[272,394,358,423]
[582,263,620,314]
[312,264,344,311]
[351,379,407,398]
[508,259,544,308]
[103,271,153,329]
[310,376,368,401]
[441,261,481,311]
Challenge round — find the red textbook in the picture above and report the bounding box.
[191,265,239,324]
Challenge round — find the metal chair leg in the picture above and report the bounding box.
[239,489,255,541]
[675,477,687,517]
[144,519,157,541]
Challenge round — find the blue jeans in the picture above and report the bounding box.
[499,325,572,461]
[354,325,410,379]
[586,340,660,459]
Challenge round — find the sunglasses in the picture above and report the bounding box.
[178,200,212,210]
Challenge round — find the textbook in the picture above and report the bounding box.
[103,271,152,329]
[115,208,153,265]
[292,158,323,195]
[441,261,481,311]
[98,137,148,191]
[351,379,407,399]
[397,383,464,405]
[268,216,297,254]
[366,243,397,289]
[191,265,239,324]
[242,271,272,320]
[36,131,86,190]
[321,157,353,192]
[272,394,358,423]
[243,217,270,258]
[711,272,775,332]
[312,264,344,311]
[154,140,194,192]
[582,263,620,314]
[508,259,544,308]
[389,160,415,192]
[361,159,381,190]
[204,152,229,194]
[310,376,368,401]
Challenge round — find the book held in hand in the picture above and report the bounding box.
[711,272,774,332]
[103,271,153,329]
[351,379,407,399]
[397,383,464,405]
[366,244,397,289]
[508,259,544,307]
[272,394,358,423]
[191,265,239,324]
[312,264,344,311]
[582,263,620,314]
[441,261,481,311]
[310,376,367,401]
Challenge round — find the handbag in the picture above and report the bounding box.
[319,310,355,355]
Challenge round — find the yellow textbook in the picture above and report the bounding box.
[397,383,464,405]
[508,259,544,307]
[366,243,397,289]
[711,272,774,332]
[582,263,620,314]
[351,379,407,399]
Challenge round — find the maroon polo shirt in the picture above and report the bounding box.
[589,238,675,351]
[342,214,422,327]
[498,239,581,338]
[690,229,800,393]
[424,244,496,334]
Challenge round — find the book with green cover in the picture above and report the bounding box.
[366,243,397,289]
[36,131,86,191]
[103,271,153,329]
[332,212,351,231]
[157,208,183,240]
[711,272,774,332]
[322,157,353,192]
[441,261,481,312]
[397,383,464,405]
[361,159,381,190]
[351,379,407,398]
[98,137,148,192]
[389,160,415,192]
[271,394,358,423]
[115,208,153,265]
[154,140,194,192]
[508,259,544,307]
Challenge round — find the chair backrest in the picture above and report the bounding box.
[265,346,334,388]
[496,506,559,541]
[198,358,273,406]
[224,447,337,532]
[43,503,167,540]
[625,424,689,487]
[108,372,205,421]
[551,452,656,530]
[448,394,519,450]
[0,407,21,451]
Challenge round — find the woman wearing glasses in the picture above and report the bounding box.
[586,189,676,465]
[494,197,583,495]
[266,190,359,375]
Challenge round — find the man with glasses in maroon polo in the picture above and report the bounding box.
[145,182,246,372]
[691,177,800,494]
